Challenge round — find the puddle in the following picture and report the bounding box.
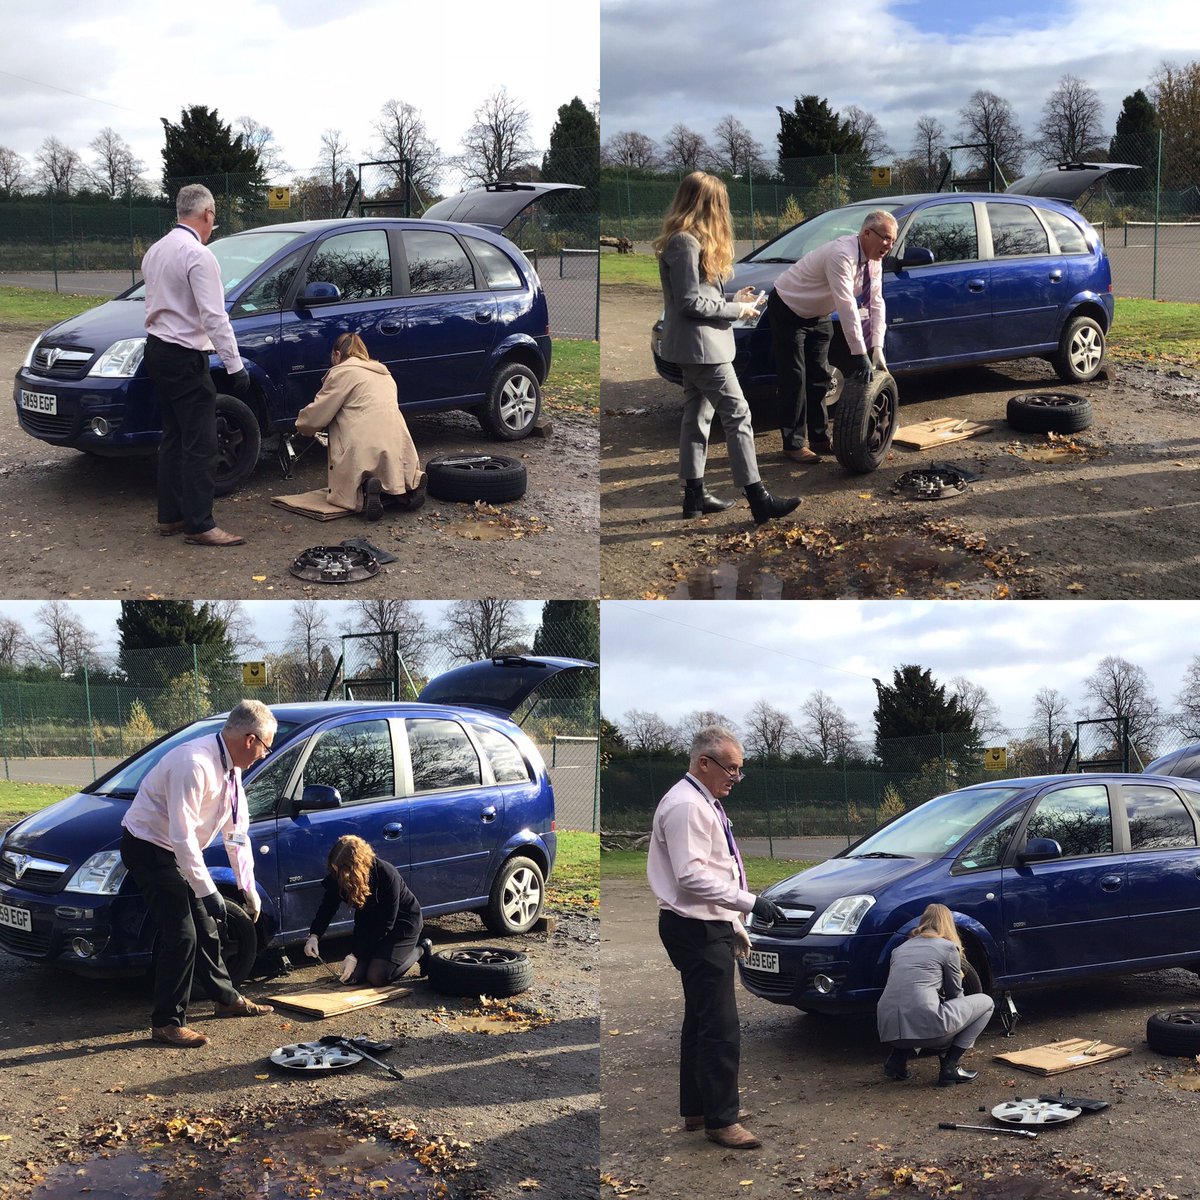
[672,534,1001,599]
[429,1000,553,1035]
[32,1115,455,1200]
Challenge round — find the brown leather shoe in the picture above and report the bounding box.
[184,527,246,547]
[158,521,185,536]
[685,1109,750,1131]
[213,995,274,1018]
[783,447,820,463]
[810,437,835,456]
[151,1024,208,1047]
[704,1123,761,1149]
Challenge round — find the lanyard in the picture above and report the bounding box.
[215,735,238,825]
[684,775,745,886]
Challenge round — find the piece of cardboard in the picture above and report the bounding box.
[268,982,412,1018]
[993,1037,1131,1076]
[893,417,990,449]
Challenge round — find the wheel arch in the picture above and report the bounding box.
[492,335,548,384]
[1063,298,1111,334]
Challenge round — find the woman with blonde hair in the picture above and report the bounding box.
[303,835,430,985]
[875,902,994,1085]
[655,172,799,524]
[293,332,426,521]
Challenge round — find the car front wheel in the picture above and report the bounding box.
[1052,315,1105,383]
[213,393,262,496]
[482,855,545,935]
[480,362,541,440]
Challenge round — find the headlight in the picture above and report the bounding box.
[89,338,146,378]
[21,338,40,369]
[67,851,128,894]
[810,895,875,935]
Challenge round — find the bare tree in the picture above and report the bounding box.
[1035,74,1106,165]
[661,123,712,174]
[33,136,83,195]
[621,709,682,754]
[798,690,860,762]
[710,114,765,175]
[1175,655,1200,739]
[1082,655,1164,757]
[743,699,798,762]
[910,114,946,189]
[440,600,531,663]
[285,600,334,694]
[372,99,443,199]
[956,90,1025,182]
[343,599,431,689]
[601,130,660,170]
[34,601,101,674]
[844,105,893,160]
[205,600,259,656]
[316,129,351,215]
[0,616,34,670]
[1028,686,1072,771]
[677,709,742,749]
[0,146,28,195]
[236,115,291,178]
[458,87,536,185]
[86,128,144,198]
[1151,59,1200,189]
[949,676,1005,741]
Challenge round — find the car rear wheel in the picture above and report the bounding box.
[480,362,541,440]
[482,855,545,935]
[213,393,262,497]
[1052,315,1105,383]
[832,371,898,474]
[1006,391,1093,434]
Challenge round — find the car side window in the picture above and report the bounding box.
[406,718,482,792]
[242,743,304,820]
[464,235,523,289]
[304,230,393,300]
[901,202,979,264]
[473,725,530,784]
[302,719,394,804]
[1025,784,1112,856]
[1124,784,1198,851]
[1040,209,1089,255]
[231,246,307,317]
[955,810,1023,871]
[987,203,1050,257]
[402,230,476,294]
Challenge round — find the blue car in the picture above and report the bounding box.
[14,182,578,495]
[741,770,1200,1015]
[0,654,594,985]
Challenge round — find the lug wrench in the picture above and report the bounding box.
[939,1121,1037,1139]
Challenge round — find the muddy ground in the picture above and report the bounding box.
[0,328,598,601]
[0,901,599,1200]
[601,874,1200,1200]
[600,283,1200,600]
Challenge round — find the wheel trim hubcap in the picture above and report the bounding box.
[502,868,541,926]
[1071,328,1101,373]
[498,376,537,430]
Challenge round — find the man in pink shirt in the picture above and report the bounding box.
[142,184,253,546]
[647,725,785,1150]
[767,209,897,461]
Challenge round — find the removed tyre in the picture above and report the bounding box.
[1147,1009,1200,1055]
[483,854,545,935]
[427,946,533,998]
[426,453,527,503]
[480,362,541,440]
[1052,315,1105,383]
[832,370,898,474]
[1006,391,1092,434]
[213,393,262,496]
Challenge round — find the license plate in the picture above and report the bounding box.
[0,902,32,932]
[20,390,57,415]
[747,949,778,973]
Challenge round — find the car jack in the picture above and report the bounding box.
[999,991,1019,1036]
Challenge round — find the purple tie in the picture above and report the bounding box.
[713,799,746,889]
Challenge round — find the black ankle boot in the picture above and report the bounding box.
[682,479,734,518]
[744,482,800,525]
[883,1047,912,1080]
[417,937,434,977]
[937,1047,978,1086]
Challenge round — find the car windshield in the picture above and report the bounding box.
[744,202,905,265]
[124,230,307,300]
[847,786,1027,857]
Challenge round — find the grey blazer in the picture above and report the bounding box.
[658,231,744,365]
[876,936,979,1046]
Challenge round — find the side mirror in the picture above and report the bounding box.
[887,246,935,271]
[296,281,341,308]
[1016,837,1063,864]
[291,784,343,815]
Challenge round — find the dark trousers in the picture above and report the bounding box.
[353,914,425,986]
[658,908,741,1129]
[769,290,833,451]
[120,829,238,1028]
[144,334,218,534]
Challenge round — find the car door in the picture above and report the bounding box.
[885,200,992,369]
[1000,781,1126,979]
[984,200,1061,352]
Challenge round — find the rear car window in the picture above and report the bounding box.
[473,725,531,783]
[1125,784,1198,851]
[403,230,476,294]
[465,236,523,289]
[406,718,482,791]
[987,203,1050,257]
[1040,208,1090,255]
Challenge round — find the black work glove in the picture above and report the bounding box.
[201,891,227,929]
[225,367,252,397]
[849,353,873,383]
[751,895,785,925]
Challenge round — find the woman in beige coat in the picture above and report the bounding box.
[294,333,425,521]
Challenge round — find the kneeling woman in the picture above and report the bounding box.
[304,835,430,985]
[876,903,994,1086]
[295,333,426,521]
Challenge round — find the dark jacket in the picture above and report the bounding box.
[309,857,422,962]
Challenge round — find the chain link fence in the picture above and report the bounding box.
[601,715,1200,847]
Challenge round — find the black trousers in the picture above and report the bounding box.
[768,290,833,451]
[144,334,218,534]
[658,908,741,1129]
[120,829,238,1028]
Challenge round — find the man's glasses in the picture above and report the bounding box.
[866,227,895,245]
[703,754,745,781]
[251,733,273,754]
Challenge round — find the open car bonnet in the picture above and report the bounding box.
[422,181,585,233]
[1006,161,1140,203]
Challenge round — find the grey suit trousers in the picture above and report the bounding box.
[678,362,761,487]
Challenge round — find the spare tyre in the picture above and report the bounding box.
[832,370,898,474]
[425,454,527,503]
[427,946,533,998]
[1006,391,1093,435]
[1147,1009,1200,1055]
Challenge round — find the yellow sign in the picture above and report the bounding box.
[267,187,291,210]
[242,661,269,687]
[983,746,1007,771]
[871,166,892,187]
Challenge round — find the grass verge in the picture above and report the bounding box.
[1110,297,1200,369]
[0,285,106,329]
[602,848,812,893]
[599,252,659,288]
[0,779,70,820]
[546,830,599,911]
[545,337,599,416]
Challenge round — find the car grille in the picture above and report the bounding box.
[746,908,816,938]
[741,963,796,998]
[31,346,93,380]
[0,851,70,892]
[17,408,75,438]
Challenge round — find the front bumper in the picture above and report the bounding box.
[13,370,161,452]
[739,927,890,1013]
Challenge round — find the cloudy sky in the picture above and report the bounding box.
[600,600,1200,740]
[1,0,598,192]
[601,0,1196,174]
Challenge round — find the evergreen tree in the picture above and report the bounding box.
[532,601,599,699]
[1109,90,1160,182]
[776,95,863,182]
[160,105,263,200]
[872,665,979,776]
[541,97,599,191]
[117,601,236,689]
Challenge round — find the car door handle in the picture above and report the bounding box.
[1100,874,1122,892]
[377,321,402,334]
[474,309,494,323]
[480,806,497,823]
[967,279,986,292]
[1048,269,1063,282]
[382,822,404,840]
